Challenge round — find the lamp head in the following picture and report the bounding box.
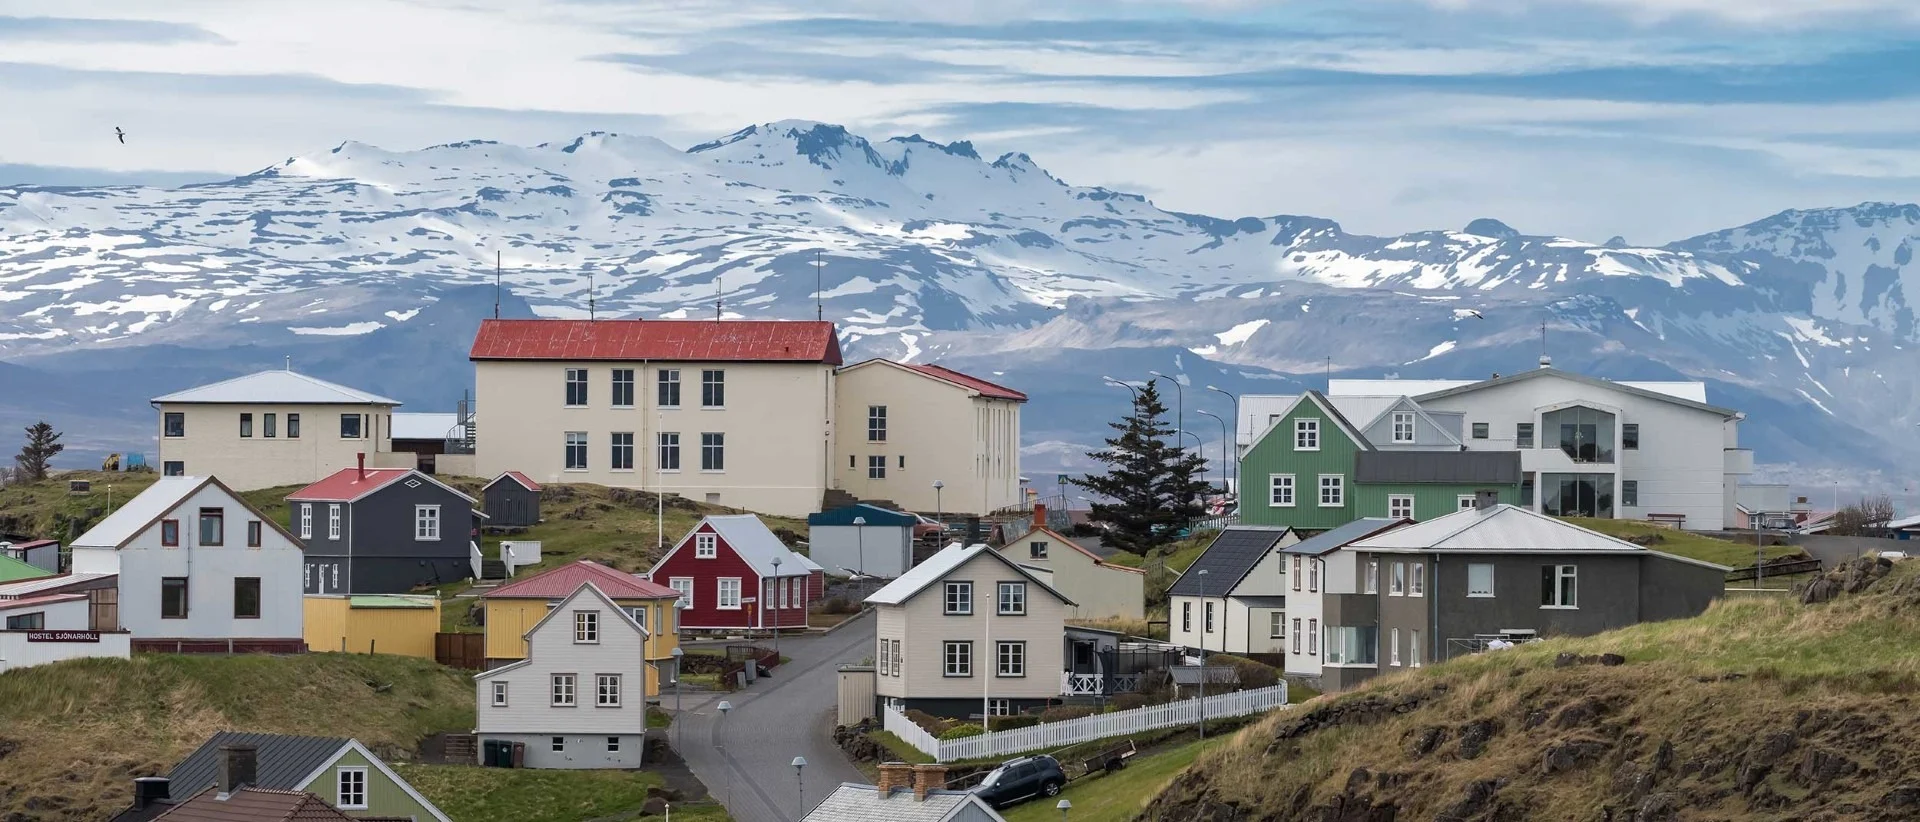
[853,517,866,526]
[717,700,732,714]
[792,756,808,769]
[1149,370,1165,378]
[933,480,944,489]
[1057,799,1073,810]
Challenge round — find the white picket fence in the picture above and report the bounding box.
[882,682,1289,762]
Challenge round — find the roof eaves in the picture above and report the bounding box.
[1413,369,1737,418]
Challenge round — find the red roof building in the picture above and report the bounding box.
[484,560,680,601]
[470,318,844,365]
[898,363,1029,401]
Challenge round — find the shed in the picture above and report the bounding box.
[483,472,542,527]
[837,664,877,725]
[806,504,917,578]
[1,539,61,575]
[302,594,441,658]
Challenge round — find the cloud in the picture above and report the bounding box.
[0,15,225,43]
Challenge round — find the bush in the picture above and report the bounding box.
[940,723,987,740]
[817,597,857,615]
[1109,692,1155,712]
[906,709,949,735]
[1209,654,1281,691]
[1039,705,1098,724]
[989,715,1041,731]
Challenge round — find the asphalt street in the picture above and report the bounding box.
[672,613,876,822]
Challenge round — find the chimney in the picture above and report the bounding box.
[1476,490,1500,510]
[912,764,949,801]
[876,762,914,797]
[217,744,257,797]
[132,777,171,810]
[1032,502,1048,530]
[357,452,366,482]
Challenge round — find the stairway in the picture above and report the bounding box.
[821,489,858,511]
[479,559,508,580]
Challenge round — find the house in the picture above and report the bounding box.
[803,763,1005,822]
[647,515,822,633]
[0,570,121,632]
[1735,484,1811,530]
[483,471,543,528]
[112,732,451,822]
[1167,526,1300,656]
[1891,514,1920,542]
[0,587,133,672]
[117,787,400,822]
[833,358,1028,515]
[1277,517,1413,681]
[389,412,466,475]
[994,504,1146,620]
[1331,363,1751,530]
[151,368,410,490]
[286,463,481,594]
[474,581,652,768]
[1327,496,1730,690]
[1238,391,1521,530]
[303,594,441,658]
[1060,624,1181,698]
[866,543,1073,718]
[70,476,305,653]
[480,560,681,690]
[0,553,50,584]
[1,538,60,575]
[807,504,917,578]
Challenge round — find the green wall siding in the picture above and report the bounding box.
[1353,483,1519,521]
[299,747,443,821]
[1239,396,1362,530]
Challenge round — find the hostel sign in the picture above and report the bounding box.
[26,631,100,643]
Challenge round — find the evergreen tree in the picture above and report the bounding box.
[1071,382,1211,555]
[15,421,64,482]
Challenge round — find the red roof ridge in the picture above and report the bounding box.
[485,471,542,492]
[899,362,1027,401]
[469,318,844,365]
[483,559,679,600]
[1020,525,1146,573]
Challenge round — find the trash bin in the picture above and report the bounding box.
[481,740,499,767]
[511,741,526,768]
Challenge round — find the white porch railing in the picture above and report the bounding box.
[468,541,483,581]
[882,682,1289,762]
[1060,671,1143,696]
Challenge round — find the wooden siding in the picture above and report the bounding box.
[1240,396,1363,530]
[298,747,443,821]
[303,596,439,658]
[475,591,651,735]
[483,597,674,695]
[1352,483,1518,522]
[872,551,1067,703]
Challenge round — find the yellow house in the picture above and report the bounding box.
[480,560,681,695]
[303,594,442,659]
[994,510,1147,621]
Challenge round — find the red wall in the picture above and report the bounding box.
[650,522,814,631]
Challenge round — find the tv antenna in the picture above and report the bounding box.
[715,275,724,320]
[493,250,501,319]
[588,270,597,320]
[812,250,827,322]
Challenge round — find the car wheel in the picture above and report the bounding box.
[1042,780,1063,797]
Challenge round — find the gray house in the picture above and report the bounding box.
[1,539,60,575]
[482,471,542,528]
[1326,497,1728,689]
[287,464,482,594]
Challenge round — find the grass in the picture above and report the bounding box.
[403,765,732,822]
[1160,533,1215,575]
[871,731,938,765]
[1001,736,1232,822]
[1564,517,1800,568]
[1067,614,1164,640]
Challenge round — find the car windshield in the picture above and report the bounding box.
[978,767,1007,788]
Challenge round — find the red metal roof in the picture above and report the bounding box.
[902,363,1028,401]
[482,560,679,600]
[7,539,58,550]
[485,471,542,492]
[470,319,844,365]
[0,592,88,611]
[286,468,414,503]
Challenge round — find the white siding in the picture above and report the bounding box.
[1167,531,1299,654]
[0,631,131,673]
[109,483,304,639]
[475,588,650,750]
[0,597,90,630]
[809,525,913,578]
[872,553,1066,702]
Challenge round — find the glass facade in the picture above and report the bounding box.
[1541,473,1614,518]
[1323,625,1378,665]
[1542,406,1615,463]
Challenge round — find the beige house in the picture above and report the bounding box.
[151,369,408,491]
[994,512,1145,621]
[867,543,1072,718]
[834,359,1026,516]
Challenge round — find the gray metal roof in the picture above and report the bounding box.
[151,370,400,406]
[1354,451,1521,484]
[804,784,1004,822]
[1411,368,1738,418]
[167,732,349,794]
[1167,527,1295,597]
[1283,517,1408,557]
[73,477,213,550]
[865,543,1074,607]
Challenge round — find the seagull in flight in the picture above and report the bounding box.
[114,127,126,144]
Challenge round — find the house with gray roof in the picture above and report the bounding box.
[111,731,450,822]
[803,763,1005,822]
[1166,526,1301,657]
[152,367,411,491]
[1278,517,1413,685]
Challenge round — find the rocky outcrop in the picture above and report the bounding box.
[1798,556,1893,603]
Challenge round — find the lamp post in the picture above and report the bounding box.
[1180,430,1207,490]
[1057,798,1073,820]
[853,516,867,580]
[669,645,685,750]
[792,756,808,821]
[1101,375,1139,402]
[771,555,784,658]
[716,701,733,806]
[1196,568,1209,740]
[1149,370,1183,445]
[1196,409,1229,497]
[933,480,945,530]
[1207,385,1238,498]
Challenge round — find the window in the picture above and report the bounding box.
[657,369,681,407]
[551,736,565,752]
[1390,562,1406,595]
[1318,475,1344,507]
[287,414,300,438]
[491,682,508,706]
[669,577,693,609]
[944,581,973,615]
[779,577,790,609]
[596,673,621,706]
[1390,628,1401,666]
[1295,418,1320,450]
[1544,405,1616,463]
[996,641,1026,677]
[1291,556,1301,591]
[246,521,262,547]
[1471,422,1489,439]
[1467,563,1495,597]
[898,455,906,469]
[240,413,253,438]
[198,508,224,546]
[868,455,887,479]
[163,461,184,476]
[1622,480,1639,508]
[1516,422,1534,449]
[337,768,367,810]
[1364,560,1378,594]
[340,414,363,439]
[264,413,277,438]
[551,674,577,706]
[565,367,589,406]
[415,505,441,540]
[1521,473,1535,506]
[611,432,634,470]
[328,504,341,540]
[1622,423,1640,450]
[717,578,742,609]
[1458,495,1477,511]
[1204,601,1215,633]
[1540,473,1616,518]
[943,641,972,677]
[988,698,1011,716]
[1411,631,1422,667]
[1411,563,1425,596]
[868,405,887,442]
[1270,612,1285,639]
[1029,541,1048,559]
[1542,564,1578,608]
[1308,559,1320,593]
[161,519,180,547]
[1391,412,1415,443]
[890,639,902,677]
[164,412,185,438]
[878,639,893,676]
[5,612,44,630]
[233,578,261,619]
[1182,602,1192,632]
[694,533,718,559]
[565,432,588,470]
[701,433,725,471]
[161,577,189,618]
[611,368,635,407]
[607,736,621,752]
[998,582,1027,615]
[575,611,600,643]
[297,505,312,540]
[1388,495,1413,519]
[1269,474,1295,507]
[848,455,856,470]
[1324,625,1378,665]
[657,433,681,471]
[701,369,726,407]
[1292,618,1303,653]
[1308,619,1318,655]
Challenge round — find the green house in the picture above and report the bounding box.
[140,731,451,821]
[1240,391,1520,531]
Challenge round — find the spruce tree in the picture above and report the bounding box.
[1071,382,1211,555]
[15,421,64,482]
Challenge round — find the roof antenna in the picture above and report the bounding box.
[493,250,501,320]
[588,270,596,321]
[285,355,292,371]
[1539,319,1551,368]
[812,250,826,322]
[716,275,724,321]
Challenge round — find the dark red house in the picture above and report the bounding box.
[645,515,822,633]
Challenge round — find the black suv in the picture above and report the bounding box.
[972,755,1066,808]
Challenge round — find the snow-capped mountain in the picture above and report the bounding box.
[2,121,1916,499]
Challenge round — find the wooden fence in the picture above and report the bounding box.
[434,632,486,670]
[883,682,1289,762]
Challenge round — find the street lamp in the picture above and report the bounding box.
[1057,798,1072,820]
[669,645,685,750]
[853,516,867,580]
[1101,375,1139,401]
[1196,568,1209,740]
[1149,370,1183,444]
[1179,430,1208,492]
[1196,409,1230,497]
[793,756,809,820]
[1207,385,1238,496]
[716,701,733,806]
[771,555,784,659]
[933,480,945,529]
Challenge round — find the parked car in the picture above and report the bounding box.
[972,755,1067,808]
[912,514,945,540]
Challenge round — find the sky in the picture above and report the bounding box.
[1,0,1917,243]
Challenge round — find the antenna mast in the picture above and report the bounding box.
[813,251,826,322]
[493,250,501,319]
[588,271,596,321]
[715,275,724,321]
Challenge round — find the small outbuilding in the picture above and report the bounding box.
[483,471,543,528]
[1,539,61,575]
[806,504,916,578]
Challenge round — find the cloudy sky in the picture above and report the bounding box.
[1,0,1916,242]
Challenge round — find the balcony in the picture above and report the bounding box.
[1061,671,1144,696]
[1723,448,1754,475]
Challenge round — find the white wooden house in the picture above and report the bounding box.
[473,581,651,768]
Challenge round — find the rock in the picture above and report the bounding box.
[1458,719,1500,760]
[1600,654,1626,666]
[642,796,669,816]
[0,739,17,762]
[1652,739,1675,774]
[1435,779,1502,822]
[1554,652,1580,668]
[1794,748,1858,789]
[1345,768,1373,793]
[1634,793,1681,822]
[1881,785,1920,807]
[1542,738,1611,775]
[1551,698,1602,729]
[1408,727,1448,758]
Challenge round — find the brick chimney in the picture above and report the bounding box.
[217,743,257,797]
[357,452,366,482]
[912,764,949,801]
[1032,501,1048,530]
[876,762,914,797]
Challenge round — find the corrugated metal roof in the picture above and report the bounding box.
[152,787,356,821]
[0,592,87,612]
[803,784,1002,822]
[865,543,1074,606]
[286,468,475,505]
[1348,504,1647,553]
[1408,369,1736,417]
[390,413,463,442]
[1237,395,1298,446]
[484,471,542,492]
[483,560,679,600]
[0,572,115,597]
[151,370,400,406]
[1167,527,1296,597]
[1324,395,1400,432]
[167,732,348,795]
[1283,518,1409,557]
[73,477,213,550]
[807,504,917,527]
[689,515,818,577]
[347,595,435,609]
[1001,527,1147,575]
[1354,451,1521,484]
[900,363,1028,401]
[469,318,844,364]
[1232,595,1287,608]
[1330,378,1471,397]
[0,554,50,583]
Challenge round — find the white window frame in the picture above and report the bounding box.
[669,577,693,609]
[414,504,441,541]
[657,369,681,408]
[943,641,972,677]
[1390,562,1406,596]
[1308,559,1319,593]
[657,432,681,472]
[607,736,621,752]
[694,533,718,559]
[701,369,726,408]
[779,577,790,609]
[565,431,588,471]
[1390,628,1401,666]
[988,698,1011,716]
[1295,418,1320,451]
[1364,560,1379,594]
[1291,555,1301,592]
[565,367,589,407]
[878,638,893,676]
[1544,564,1578,609]
[996,640,1026,677]
[701,432,725,472]
[611,368,635,409]
[1318,474,1344,507]
[944,581,973,615]
[1308,618,1318,655]
[717,577,742,610]
[1269,474,1295,507]
[336,767,368,810]
[1467,563,1495,598]
[1391,411,1415,443]
[868,454,887,479]
[997,582,1027,615]
[1270,611,1285,639]
[1387,494,1413,520]
[1410,630,1422,668]
[574,610,599,644]
[1458,495,1477,511]
[552,736,565,752]
[596,673,621,707]
[327,504,341,540]
[1411,563,1425,597]
[551,674,577,706]
[890,639,902,677]
[299,504,313,540]
[610,431,635,471]
[1291,618,1302,653]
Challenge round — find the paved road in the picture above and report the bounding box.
[673,614,875,822]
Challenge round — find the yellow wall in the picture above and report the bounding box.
[303,596,440,659]
[483,596,679,696]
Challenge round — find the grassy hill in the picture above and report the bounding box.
[1141,557,1920,822]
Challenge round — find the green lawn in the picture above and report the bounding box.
[404,765,730,822]
[1562,518,1798,568]
[1000,737,1230,822]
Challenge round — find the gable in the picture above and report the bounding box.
[1413,368,1736,418]
[79,477,301,551]
[293,740,453,822]
[522,582,649,645]
[1351,397,1463,449]
[1244,391,1371,456]
[866,544,1075,607]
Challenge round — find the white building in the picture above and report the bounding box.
[1331,363,1751,531]
[151,369,410,490]
[1166,527,1299,656]
[834,359,1026,515]
[473,581,652,769]
[70,476,305,649]
[1276,518,1409,679]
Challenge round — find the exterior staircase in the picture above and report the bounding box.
[479,559,509,580]
[821,489,903,512]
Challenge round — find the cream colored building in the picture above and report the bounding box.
[834,359,1026,516]
[995,520,1145,621]
[151,369,409,491]
[867,543,1072,718]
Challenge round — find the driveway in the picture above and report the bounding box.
[673,614,876,822]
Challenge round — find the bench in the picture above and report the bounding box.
[1645,513,1687,530]
[1080,740,1138,778]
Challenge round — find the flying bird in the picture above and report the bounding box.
[1467,310,1484,319]
[114,127,126,144]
